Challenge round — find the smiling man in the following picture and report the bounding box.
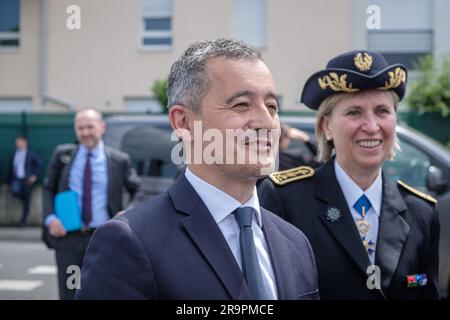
[42,108,141,300]
[75,39,319,300]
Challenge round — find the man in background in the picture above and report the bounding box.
[42,108,141,299]
[7,135,43,226]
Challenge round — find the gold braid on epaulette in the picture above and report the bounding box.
[269,166,315,186]
[397,180,437,204]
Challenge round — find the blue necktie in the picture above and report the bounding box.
[353,194,372,217]
[233,207,268,300]
[353,194,375,254]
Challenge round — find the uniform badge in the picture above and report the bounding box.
[354,52,373,72]
[325,207,341,222]
[60,155,71,164]
[397,180,437,204]
[406,274,428,288]
[269,166,314,186]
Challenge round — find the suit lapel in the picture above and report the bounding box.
[104,146,114,213]
[375,176,409,293]
[168,174,251,300]
[61,146,79,190]
[261,208,297,299]
[315,163,372,274]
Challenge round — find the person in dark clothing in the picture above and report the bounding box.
[278,123,321,170]
[7,135,43,226]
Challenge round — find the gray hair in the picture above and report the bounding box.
[315,90,400,163]
[167,38,262,113]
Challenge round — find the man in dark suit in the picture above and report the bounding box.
[7,135,43,226]
[42,108,141,300]
[75,39,319,300]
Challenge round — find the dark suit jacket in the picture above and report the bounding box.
[258,162,440,300]
[42,143,141,248]
[7,149,43,183]
[75,173,319,300]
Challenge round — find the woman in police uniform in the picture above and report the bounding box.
[258,50,440,300]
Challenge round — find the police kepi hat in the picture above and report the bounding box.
[300,50,407,110]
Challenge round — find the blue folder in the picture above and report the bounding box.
[55,190,82,231]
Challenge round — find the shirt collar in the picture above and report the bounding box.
[184,167,262,227]
[334,159,382,217]
[79,140,105,159]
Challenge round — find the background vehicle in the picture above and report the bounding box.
[104,114,450,299]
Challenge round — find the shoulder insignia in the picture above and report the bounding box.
[397,180,437,204]
[269,166,315,186]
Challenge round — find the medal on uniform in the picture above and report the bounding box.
[354,204,375,254]
[355,206,370,236]
[361,235,375,254]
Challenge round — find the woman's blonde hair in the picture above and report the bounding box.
[315,90,400,163]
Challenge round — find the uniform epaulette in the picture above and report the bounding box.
[269,166,315,186]
[397,180,437,204]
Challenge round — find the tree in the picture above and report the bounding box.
[406,54,450,117]
[151,78,168,113]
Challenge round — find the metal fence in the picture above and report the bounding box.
[1,110,449,185]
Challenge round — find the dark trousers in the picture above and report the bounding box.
[54,231,94,300]
[11,179,33,224]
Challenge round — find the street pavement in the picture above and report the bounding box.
[0,227,58,300]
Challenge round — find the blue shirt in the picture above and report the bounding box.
[45,141,109,229]
[184,167,278,299]
[13,148,27,179]
[334,159,381,265]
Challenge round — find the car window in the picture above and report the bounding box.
[120,125,182,178]
[383,138,431,191]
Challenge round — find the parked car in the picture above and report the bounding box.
[104,114,450,299]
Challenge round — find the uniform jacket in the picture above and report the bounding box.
[258,162,440,300]
[75,173,319,300]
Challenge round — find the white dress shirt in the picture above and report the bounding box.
[184,167,278,299]
[334,159,382,265]
[13,148,27,179]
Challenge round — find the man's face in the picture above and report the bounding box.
[74,111,106,150]
[190,57,280,180]
[15,138,27,150]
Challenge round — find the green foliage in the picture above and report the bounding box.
[406,54,450,117]
[151,78,168,113]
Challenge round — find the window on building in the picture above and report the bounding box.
[0,98,32,112]
[141,0,172,50]
[232,0,267,49]
[367,0,432,70]
[0,0,20,49]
